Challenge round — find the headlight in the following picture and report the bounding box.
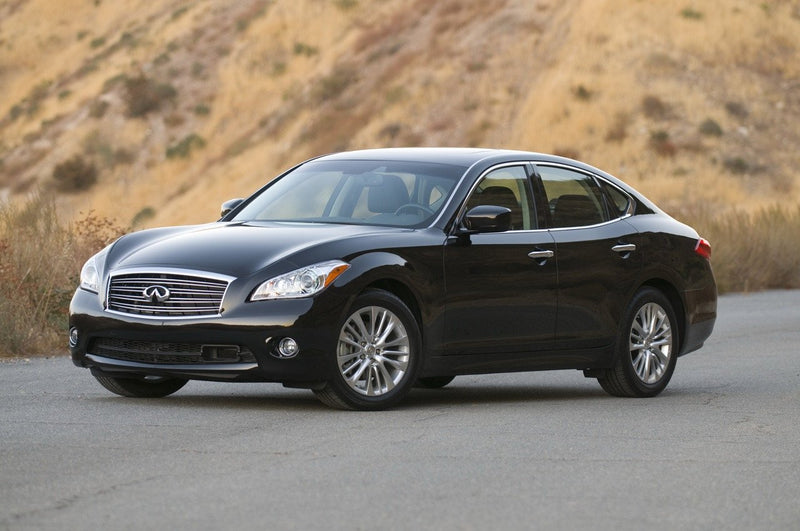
[79,256,100,293]
[79,247,110,293]
[251,260,350,301]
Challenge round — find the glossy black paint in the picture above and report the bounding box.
[70,148,717,392]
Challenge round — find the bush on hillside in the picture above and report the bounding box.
[0,194,126,356]
[124,75,177,117]
[52,155,98,193]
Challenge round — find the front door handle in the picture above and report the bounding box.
[528,250,555,259]
[612,243,636,256]
[528,249,554,265]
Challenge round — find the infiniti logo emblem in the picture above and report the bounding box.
[142,285,171,303]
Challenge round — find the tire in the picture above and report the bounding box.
[93,373,188,398]
[598,287,679,398]
[416,376,455,389]
[314,289,421,410]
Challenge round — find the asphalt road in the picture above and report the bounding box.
[1,291,799,530]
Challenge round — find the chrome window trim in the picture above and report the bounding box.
[104,267,235,320]
[451,161,538,233]
[447,160,636,235]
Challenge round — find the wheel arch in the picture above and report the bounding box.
[638,278,686,353]
[363,278,423,330]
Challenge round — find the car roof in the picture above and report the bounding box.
[317,147,575,167]
[313,148,659,215]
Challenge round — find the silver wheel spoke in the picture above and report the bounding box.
[376,354,407,371]
[346,359,370,383]
[337,305,411,397]
[377,363,395,392]
[653,347,669,366]
[629,302,673,385]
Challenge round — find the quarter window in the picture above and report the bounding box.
[599,180,631,218]
[537,166,608,228]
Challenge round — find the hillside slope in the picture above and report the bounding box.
[1,0,798,227]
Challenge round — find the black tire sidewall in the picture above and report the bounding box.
[93,373,187,398]
[325,289,421,410]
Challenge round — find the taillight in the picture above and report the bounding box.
[694,237,711,260]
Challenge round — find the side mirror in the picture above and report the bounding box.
[462,205,512,233]
[220,198,244,219]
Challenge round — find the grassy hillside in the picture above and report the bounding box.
[1,0,800,356]
[2,0,798,226]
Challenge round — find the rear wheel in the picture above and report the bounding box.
[314,290,421,410]
[598,287,678,397]
[93,373,188,398]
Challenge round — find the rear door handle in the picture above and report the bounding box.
[612,243,636,254]
[528,249,554,264]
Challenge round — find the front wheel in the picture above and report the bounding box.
[314,290,421,410]
[597,288,679,398]
[93,373,188,398]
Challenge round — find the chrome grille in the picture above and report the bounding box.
[107,271,229,318]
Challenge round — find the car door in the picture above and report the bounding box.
[443,164,557,355]
[534,163,642,350]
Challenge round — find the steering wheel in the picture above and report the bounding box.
[394,203,435,216]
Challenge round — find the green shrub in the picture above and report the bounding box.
[334,0,358,10]
[699,118,723,136]
[642,95,670,119]
[680,8,703,20]
[7,104,23,122]
[293,42,319,56]
[166,134,206,159]
[724,101,748,118]
[124,76,177,117]
[52,156,98,192]
[89,100,109,118]
[191,62,205,78]
[314,68,355,102]
[723,157,749,174]
[573,84,592,101]
[649,130,676,156]
[131,206,156,227]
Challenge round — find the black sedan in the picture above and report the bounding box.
[69,148,717,410]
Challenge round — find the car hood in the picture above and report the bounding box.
[107,222,411,278]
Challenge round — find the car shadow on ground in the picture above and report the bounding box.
[87,379,613,412]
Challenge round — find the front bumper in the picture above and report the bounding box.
[69,287,343,384]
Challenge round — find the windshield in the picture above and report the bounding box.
[232,159,466,227]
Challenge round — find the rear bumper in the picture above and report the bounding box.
[680,284,717,356]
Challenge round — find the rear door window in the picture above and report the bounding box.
[536,165,608,228]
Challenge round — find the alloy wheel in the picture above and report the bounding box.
[629,302,673,384]
[337,305,410,396]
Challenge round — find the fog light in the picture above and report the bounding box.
[277,338,299,358]
[68,327,79,348]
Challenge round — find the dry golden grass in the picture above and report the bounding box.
[0,0,798,303]
[0,193,125,356]
[3,0,797,225]
[676,203,800,293]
